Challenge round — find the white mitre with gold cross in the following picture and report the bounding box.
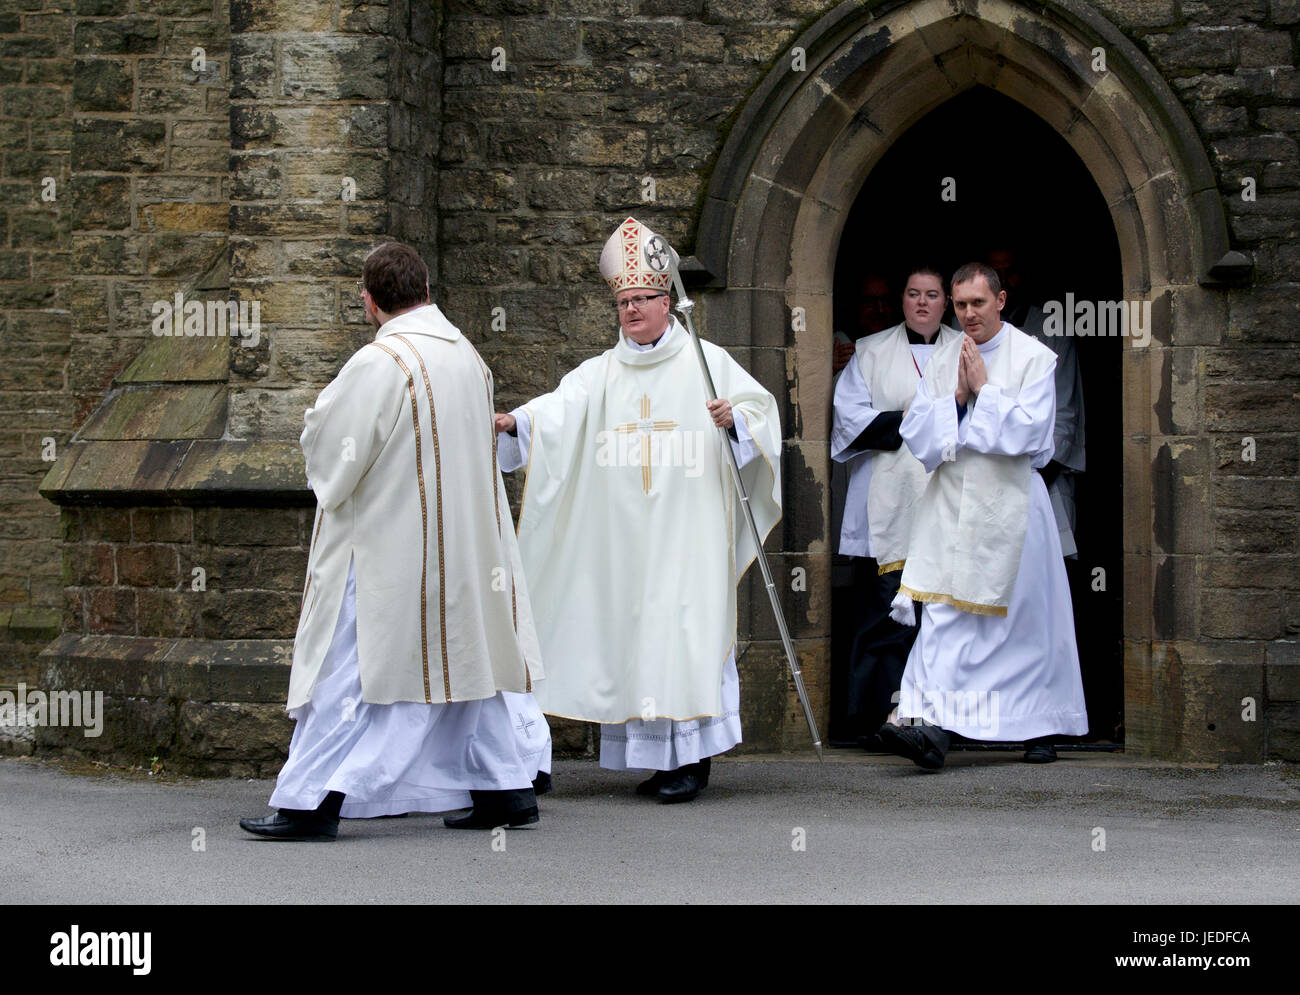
[599,216,678,294]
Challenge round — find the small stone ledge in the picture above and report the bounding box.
[32,633,295,776]
[39,633,292,703]
[38,441,312,507]
[2,608,62,645]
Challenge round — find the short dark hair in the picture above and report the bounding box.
[905,265,947,295]
[362,242,429,314]
[951,261,1001,296]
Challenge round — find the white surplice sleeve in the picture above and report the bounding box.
[301,347,406,512]
[730,409,759,469]
[958,364,1057,468]
[830,353,880,462]
[899,378,959,473]
[496,408,532,473]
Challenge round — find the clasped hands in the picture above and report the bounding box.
[954,335,988,407]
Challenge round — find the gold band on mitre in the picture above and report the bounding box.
[599,217,678,295]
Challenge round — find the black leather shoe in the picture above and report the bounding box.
[657,763,705,804]
[444,805,539,829]
[532,771,552,796]
[239,811,338,841]
[857,733,888,753]
[639,757,711,797]
[635,769,671,796]
[443,788,540,829]
[1023,738,1058,763]
[877,722,947,770]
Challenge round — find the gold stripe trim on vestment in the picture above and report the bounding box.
[898,584,1009,617]
[877,559,905,575]
[371,340,434,703]
[391,334,451,702]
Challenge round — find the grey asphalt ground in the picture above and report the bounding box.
[2,752,1298,904]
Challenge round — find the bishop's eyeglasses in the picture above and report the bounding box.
[616,293,667,311]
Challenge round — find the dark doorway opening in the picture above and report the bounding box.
[829,86,1125,749]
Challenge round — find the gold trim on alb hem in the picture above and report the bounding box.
[898,584,1008,617]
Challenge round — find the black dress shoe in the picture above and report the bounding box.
[635,769,671,796]
[443,787,540,829]
[1023,738,1058,763]
[444,805,539,829]
[239,810,339,841]
[657,763,705,804]
[532,771,552,796]
[639,757,711,797]
[877,722,947,770]
[856,733,887,753]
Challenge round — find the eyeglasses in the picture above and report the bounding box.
[616,293,667,311]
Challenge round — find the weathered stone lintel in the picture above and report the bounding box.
[38,441,311,507]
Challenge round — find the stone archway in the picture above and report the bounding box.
[693,0,1251,759]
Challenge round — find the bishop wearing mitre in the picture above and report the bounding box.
[880,262,1088,770]
[240,242,550,840]
[494,218,782,804]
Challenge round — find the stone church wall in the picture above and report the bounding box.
[2,0,1296,766]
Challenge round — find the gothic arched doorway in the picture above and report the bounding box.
[692,0,1246,758]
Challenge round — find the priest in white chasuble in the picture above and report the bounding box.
[240,242,550,841]
[495,217,782,804]
[831,266,961,743]
[879,263,1088,771]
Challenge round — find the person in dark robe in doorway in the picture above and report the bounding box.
[829,272,898,743]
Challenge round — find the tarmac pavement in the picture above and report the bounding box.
[2,751,1298,904]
